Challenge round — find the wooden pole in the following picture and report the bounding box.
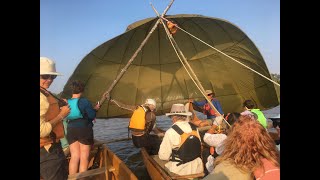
[97,0,175,106]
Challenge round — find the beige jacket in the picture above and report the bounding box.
[158,121,203,176]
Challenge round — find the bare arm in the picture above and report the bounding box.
[110,98,136,112]
[206,124,218,134]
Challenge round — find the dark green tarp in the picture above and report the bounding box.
[61,14,280,118]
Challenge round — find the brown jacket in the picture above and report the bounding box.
[40,88,64,148]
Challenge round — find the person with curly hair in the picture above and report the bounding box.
[203,114,280,180]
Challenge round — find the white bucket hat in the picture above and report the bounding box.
[144,98,156,108]
[269,114,280,120]
[40,57,62,75]
[205,90,213,95]
[166,104,192,117]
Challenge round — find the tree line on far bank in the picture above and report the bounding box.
[271,73,280,84]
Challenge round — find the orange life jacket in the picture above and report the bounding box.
[40,88,65,148]
[129,106,147,132]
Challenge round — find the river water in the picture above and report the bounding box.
[93,106,280,179]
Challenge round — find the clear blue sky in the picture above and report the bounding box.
[40,0,280,94]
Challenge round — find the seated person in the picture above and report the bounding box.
[202,112,240,174]
[110,98,164,155]
[189,90,224,127]
[270,114,280,150]
[203,114,279,180]
[158,104,204,176]
[241,99,267,129]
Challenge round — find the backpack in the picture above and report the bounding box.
[170,122,202,166]
[67,98,84,120]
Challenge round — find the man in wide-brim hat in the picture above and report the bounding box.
[40,57,70,180]
[158,104,204,176]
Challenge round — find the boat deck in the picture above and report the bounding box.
[150,154,205,179]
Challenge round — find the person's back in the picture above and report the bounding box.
[111,98,163,154]
[160,121,204,175]
[159,104,203,176]
[170,122,202,165]
[253,158,280,180]
[203,160,254,180]
[66,80,100,175]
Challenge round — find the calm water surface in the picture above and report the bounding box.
[93,106,279,179]
[93,115,172,180]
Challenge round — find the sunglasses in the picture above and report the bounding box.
[41,75,57,80]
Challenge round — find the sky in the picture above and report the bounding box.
[40,0,280,94]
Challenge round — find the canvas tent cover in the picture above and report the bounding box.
[61,14,279,118]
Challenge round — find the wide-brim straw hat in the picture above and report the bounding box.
[166,103,192,117]
[40,57,62,75]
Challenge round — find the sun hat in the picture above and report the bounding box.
[269,114,280,120]
[144,98,156,108]
[166,104,192,117]
[40,57,62,75]
[205,90,213,95]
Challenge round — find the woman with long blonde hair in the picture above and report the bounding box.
[203,114,280,180]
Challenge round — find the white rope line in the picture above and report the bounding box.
[151,5,231,127]
[160,17,280,87]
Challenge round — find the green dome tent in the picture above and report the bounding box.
[61,14,279,118]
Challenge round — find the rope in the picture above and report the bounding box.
[110,99,133,112]
[151,5,231,127]
[160,16,280,87]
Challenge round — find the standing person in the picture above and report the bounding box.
[190,90,224,126]
[241,99,268,129]
[66,80,101,175]
[158,104,204,176]
[110,98,164,154]
[203,115,280,180]
[40,57,71,180]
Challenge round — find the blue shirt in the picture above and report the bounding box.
[193,98,224,119]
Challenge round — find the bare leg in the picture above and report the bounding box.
[69,141,80,175]
[79,143,91,173]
